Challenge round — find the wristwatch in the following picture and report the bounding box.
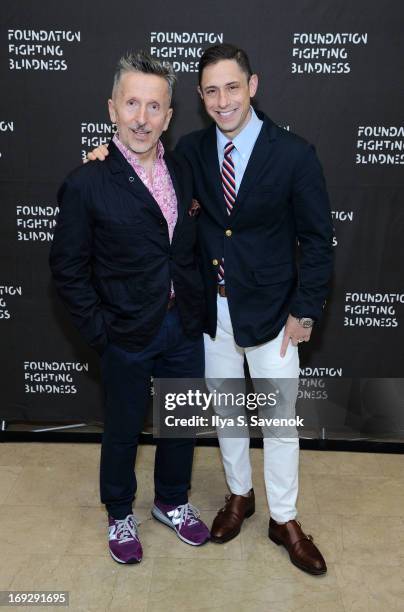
[297,317,314,328]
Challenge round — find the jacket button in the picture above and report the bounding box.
[212,259,219,266]
[129,176,135,182]
[225,229,232,237]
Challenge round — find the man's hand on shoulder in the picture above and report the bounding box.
[84,143,110,163]
[280,315,313,357]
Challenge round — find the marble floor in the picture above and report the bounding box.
[0,442,403,611]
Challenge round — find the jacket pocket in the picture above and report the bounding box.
[250,182,279,195]
[253,262,295,285]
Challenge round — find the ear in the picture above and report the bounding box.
[248,74,258,98]
[197,85,204,100]
[108,98,116,123]
[163,107,173,132]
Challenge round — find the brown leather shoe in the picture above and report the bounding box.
[211,489,255,543]
[268,518,327,575]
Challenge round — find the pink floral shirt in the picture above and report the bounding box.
[113,134,177,242]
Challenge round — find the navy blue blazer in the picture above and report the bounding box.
[50,141,205,354]
[176,111,334,347]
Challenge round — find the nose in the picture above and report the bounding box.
[217,89,230,108]
[135,104,147,125]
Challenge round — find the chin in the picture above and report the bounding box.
[219,122,239,134]
[129,140,150,152]
[131,139,150,149]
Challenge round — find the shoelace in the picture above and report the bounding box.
[115,515,140,544]
[173,503,201,527]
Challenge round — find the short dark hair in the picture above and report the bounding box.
[198,44,253,85]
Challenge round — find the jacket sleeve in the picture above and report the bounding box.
[49,175,108,355]
[289,143,335,321]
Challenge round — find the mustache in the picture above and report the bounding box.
[131,123,151,133]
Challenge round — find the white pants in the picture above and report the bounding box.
[204,295,300,523]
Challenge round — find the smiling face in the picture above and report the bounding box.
[108,71,173,162]
[198,59,258,139]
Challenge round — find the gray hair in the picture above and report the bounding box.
[112,50,176,100]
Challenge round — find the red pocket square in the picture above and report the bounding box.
[188,199,201,216]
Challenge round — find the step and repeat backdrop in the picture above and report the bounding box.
[1,0,403,439]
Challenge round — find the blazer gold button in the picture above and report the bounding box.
[212,259,219,266]
[225,229,232,237]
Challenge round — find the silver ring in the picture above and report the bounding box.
[298,339,304,343]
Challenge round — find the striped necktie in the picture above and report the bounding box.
[218,141,235,283]
[221,141,236,214]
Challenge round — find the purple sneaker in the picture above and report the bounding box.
[108,514,142,564]
[151,500,210,546]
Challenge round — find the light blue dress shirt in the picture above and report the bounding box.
[216,106,263,194]
[216,107,263,284]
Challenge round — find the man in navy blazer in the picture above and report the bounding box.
[175,44,333,576]
[87,44,334,575]
[50,51,210,565]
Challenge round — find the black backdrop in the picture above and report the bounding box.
[1,1,403,439]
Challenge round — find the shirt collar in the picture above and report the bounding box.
[113,133,165,166]
[216,106,263,159]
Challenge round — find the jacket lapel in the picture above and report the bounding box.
[230,116,278,222]
[164,152,185,243]
[202,116,278,223]
[107,141,165,222]
[202,125,228,220]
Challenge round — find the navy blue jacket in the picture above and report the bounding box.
[50,141,205,354]
[176,112,334,347]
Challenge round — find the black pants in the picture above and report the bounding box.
[100,306,204,519]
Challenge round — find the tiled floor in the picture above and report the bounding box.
[0,443,403,611]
